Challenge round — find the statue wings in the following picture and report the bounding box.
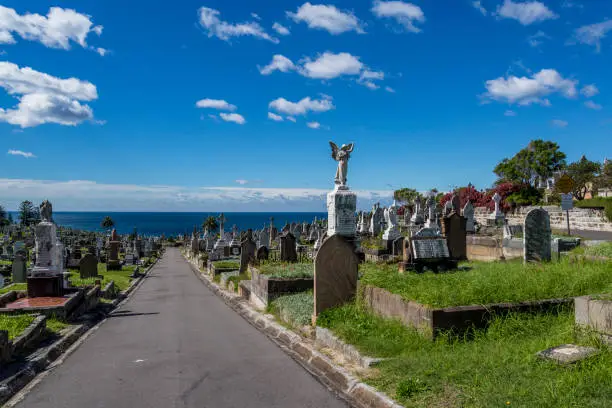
[329,141,354,159]
[329,141,339,160]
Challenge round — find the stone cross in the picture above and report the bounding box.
[492,193,502,215]
[218,213,226,235]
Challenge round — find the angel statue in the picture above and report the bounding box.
[40,200,53,223]
[329,141,354,188]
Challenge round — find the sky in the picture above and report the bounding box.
[0,0,611,211]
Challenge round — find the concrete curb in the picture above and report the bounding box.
[0,254,163,406]
[184,256,403,408]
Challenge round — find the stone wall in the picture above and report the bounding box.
[474,206,612,232]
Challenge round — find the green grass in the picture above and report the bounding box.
[0,260,11,266]
[69,263,136,291]
[212,260,240,269]
[319,303,612,408]
[361,237,387,251]
[575,197,612,222]
[46,317,69,334]
[258,262,313,279]
[226,273,249,291]
[0,283,27,294]
[580,242,612,258]
[269,292,313,327]
[0,314,35,340]
[359,258,612,308]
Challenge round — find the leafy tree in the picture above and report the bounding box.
[494,140,567,188]
[101,216,115,230]
[18,200,36,226]
[565,155,601,200]
[0,205,7,227]
[393,188,421,204]
[598,159,611,191]
[202,216,218,233]
[7,213,13,224]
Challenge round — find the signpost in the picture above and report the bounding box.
[557,174,575,236]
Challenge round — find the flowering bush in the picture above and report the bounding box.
[439,183,535,212]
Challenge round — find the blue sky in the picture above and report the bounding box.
[0,0,611,211]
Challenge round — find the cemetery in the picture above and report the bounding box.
[179,140,611,408]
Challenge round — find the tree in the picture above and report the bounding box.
[565,155,601,200]
[393,188,420,204]
[202,216,218,233]
[494,140,567,188]
[597,159,611,191]
[0,205,7,227]
[18,200,36,226]
[101,216,115,230]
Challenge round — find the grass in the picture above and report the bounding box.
[226,273,249,291]
[269,292,313,327]
[359,258,612,308]
[575,197,612,222]
[212,260,240,270]
[318,303,612,408]
[46,317,69,334]
[361,237,387,251]
[69,263,137,291]
[0,283,27,294]
[573,242,612,259]
[0,260,11,266]
[258,262,314,279]
[0,314,35,340]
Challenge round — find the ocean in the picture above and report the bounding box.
[9,212,328,237]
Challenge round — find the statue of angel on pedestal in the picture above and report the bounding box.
[329,141,354,188]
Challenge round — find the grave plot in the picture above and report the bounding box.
[248,262,314,308]
[359,258,612,335]
[207,260,240,278]
[68,263,138,292]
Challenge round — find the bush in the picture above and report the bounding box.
[575,197,612,221]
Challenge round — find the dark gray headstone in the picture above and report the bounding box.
[256,246,269,261]
[240,230,256,273]
[523,208,551,263]
[443,213,467,260]
[411,238,450,260]
[314,235,358,317]
[280,232,297,262]
[11,253,27,283]
[392,236,404,257]
[79,253,98,279]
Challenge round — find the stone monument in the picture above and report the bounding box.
[280,232,297,262]
[463,201,475,233]
[11,253,27,283]
[213,213,228,256]
[28,200,65,297]
[107,229,122,270]
[327,142,357,238]
[382,200,401,249]
[239,229,257,273]
[79,253,98,279]
[410,196,424,225]
[488,192,505,226]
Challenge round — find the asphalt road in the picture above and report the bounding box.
[13,248,348,408]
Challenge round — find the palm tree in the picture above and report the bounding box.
[202,216,218,234]
[101,216,115,232]
[0,204,7,227]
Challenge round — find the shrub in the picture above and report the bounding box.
[575,197,612,222]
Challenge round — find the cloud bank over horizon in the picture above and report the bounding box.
[0,178,393,212]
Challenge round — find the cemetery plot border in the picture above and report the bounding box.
[249,267,314,308]
[361,285,573,338]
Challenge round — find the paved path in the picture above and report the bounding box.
[14,248,348,408]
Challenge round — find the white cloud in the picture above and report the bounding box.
[551,119,568,128]
[272,22,290,35]
[300,51,364,79]
[496,0,558,25]
[95,47,108,57]
[562,1,583,9]
[0,61,97,128]
[7,149,35,158]
[306,121,321,129]
[219,112,246,124]
[0,6,103,52]
[250,13,261,21]
[286,116,297,122]
[528,30,550,47]
[358,70,384,90]
[235,179,249,185]
[195,98,237,111]
[581,84,599,98]
[483,68,577,106]
[258,54,296,75]
[268,96,335,116]
[473,1,488,16]
[198,7,279,43]
[571,20,612,52]
[268,112,284,121]
[288,2,364,35]
[385,86,396,93]
[371,1,425,33]
[0,178,393,212]
[584,100,602,110]
[504,110,517,116]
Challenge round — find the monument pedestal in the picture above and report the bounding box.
[326,186,357,238]
[27,276,63,298]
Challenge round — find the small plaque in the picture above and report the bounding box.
[412,238,450,260]
[561,193,574,211]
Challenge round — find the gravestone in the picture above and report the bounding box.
[256,246,269,261]
[314,234,358,317]
[239,230,256,273]
[400,227,456,272]
[107,229,121,270]
[462,201,475,233]
[443,213,467,260]
[279,232,297,262]
[523,208,551,263]
[79,253,98,279]
[11,253,27,283]
[258,229,269,248]
[392,236,404,257]
[125,253,135,265]
[451,194,461,214]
